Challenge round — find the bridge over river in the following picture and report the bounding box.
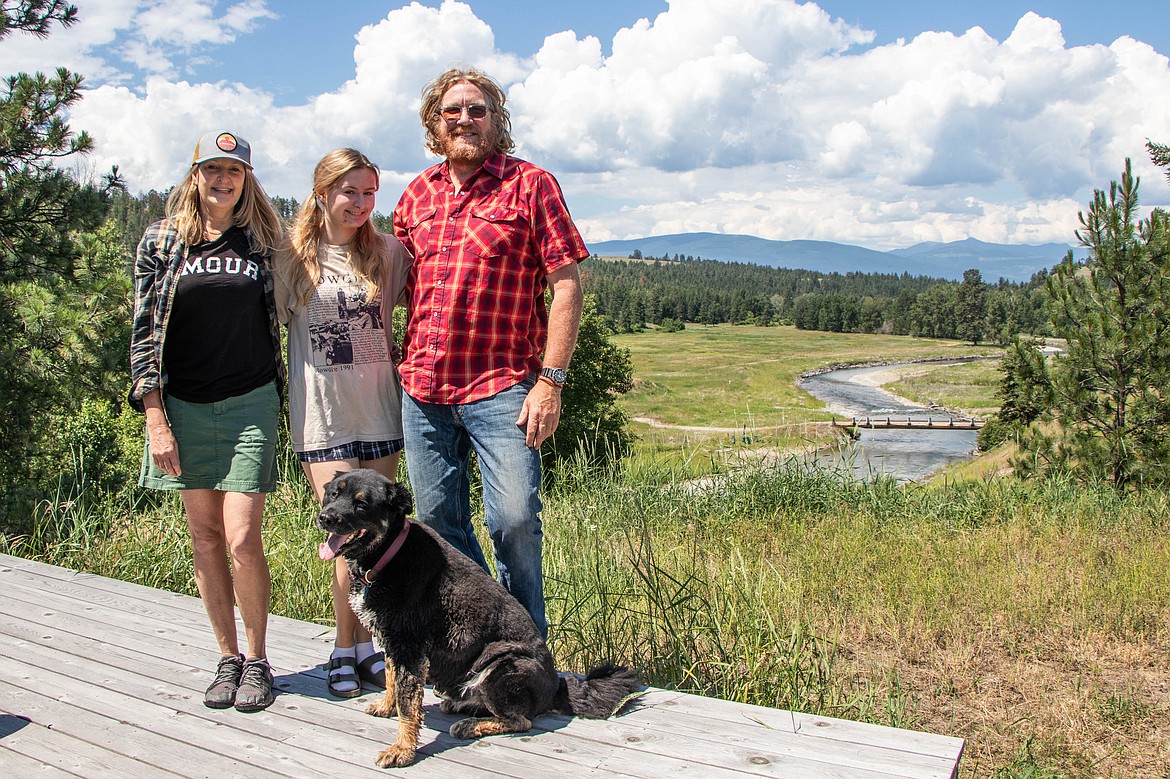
[833,416,984,430]
[799,359,989,483]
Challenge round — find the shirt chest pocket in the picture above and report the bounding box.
[406,208,437,253]
[466,206,527,258]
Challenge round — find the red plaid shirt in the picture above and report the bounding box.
[392,154,588,404]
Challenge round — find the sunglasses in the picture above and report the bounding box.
[438,103,490,121]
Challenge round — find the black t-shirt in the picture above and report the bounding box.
[163,226,277,403]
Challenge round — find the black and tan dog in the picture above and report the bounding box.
[317,468,642,768]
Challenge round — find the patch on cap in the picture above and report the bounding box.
[192,129,253,169]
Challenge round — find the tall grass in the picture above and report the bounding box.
[6,450,1168,777]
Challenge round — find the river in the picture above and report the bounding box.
[798,361,982,483]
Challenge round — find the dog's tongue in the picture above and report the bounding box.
[318,533,346,561]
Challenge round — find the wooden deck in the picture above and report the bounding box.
[0,553,964,777]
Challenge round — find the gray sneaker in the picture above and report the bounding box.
[234,657,275,712]
[205,654,244,709]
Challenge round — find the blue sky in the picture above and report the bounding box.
[5,0,1169,250]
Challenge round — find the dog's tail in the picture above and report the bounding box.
[553,664,643,718]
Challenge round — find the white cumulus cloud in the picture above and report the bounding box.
[45,0,1170,249]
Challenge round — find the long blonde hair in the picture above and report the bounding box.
[281,148,390,307]
[164,163,282,254]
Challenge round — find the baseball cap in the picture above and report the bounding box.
[191,131,253,169]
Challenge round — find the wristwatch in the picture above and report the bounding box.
[540,366,568,386]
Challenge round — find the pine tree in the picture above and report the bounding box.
[1018,159,1170,488]
[1148,139,1170,178]
[955,268,987,344]
[997,336,1052,427]
[0,2,123,522]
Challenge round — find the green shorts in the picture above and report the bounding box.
[140,380,279,493]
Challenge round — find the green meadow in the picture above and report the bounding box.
[612,325,996,480]
[7,325,1167,778]
[614,325,996,427]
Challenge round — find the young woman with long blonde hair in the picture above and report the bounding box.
[273,148,411,697]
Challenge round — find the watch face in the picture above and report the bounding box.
[543,367,567,384]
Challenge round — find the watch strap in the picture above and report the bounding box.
[540,366,567,386]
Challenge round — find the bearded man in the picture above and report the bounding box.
[391,67,587,639]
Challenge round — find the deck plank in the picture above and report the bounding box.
[0,553,330,642]
[640,690,964,761]
[0,690,254,778]
[0,554,962,777]
[0,735,83,778]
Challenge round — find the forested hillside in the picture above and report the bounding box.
[583,255,1051,344]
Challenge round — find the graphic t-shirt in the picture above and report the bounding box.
[274,237,411,451]
[163,226,277,403]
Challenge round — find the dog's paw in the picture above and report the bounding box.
[366,699,397,718]
[438,698,458,714]
[374,745,416,768]
[449,717,483,740]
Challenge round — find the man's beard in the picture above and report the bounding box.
[438,123,495,167]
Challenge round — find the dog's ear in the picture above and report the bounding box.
[385,481,413,517]
[325,470,347,492]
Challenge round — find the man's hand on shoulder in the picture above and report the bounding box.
[517,379,563,448]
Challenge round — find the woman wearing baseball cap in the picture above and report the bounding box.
[129,130,284,712]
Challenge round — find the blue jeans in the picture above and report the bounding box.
[402,379,546,639]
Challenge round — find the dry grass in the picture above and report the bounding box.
[918,632,1166,776]
[819,526,1170,778]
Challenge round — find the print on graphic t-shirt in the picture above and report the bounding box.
[180,254,260,280]
[308,274,386,370]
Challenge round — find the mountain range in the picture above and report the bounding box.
[587,233,1082,282]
